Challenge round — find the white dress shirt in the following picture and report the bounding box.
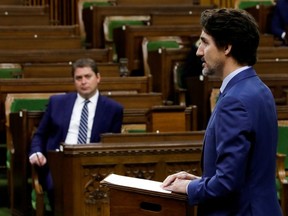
[65,91,98,144]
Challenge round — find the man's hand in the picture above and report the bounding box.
[161,171,200,194]
[29,152,47,166]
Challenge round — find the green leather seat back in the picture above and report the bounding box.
[0,64,22,78]
[147,40,180,52]
[83,1,112,8]
[238,0,274,9]
[277,126,288,168]
[10,99,48,112]
[276,126,288,199]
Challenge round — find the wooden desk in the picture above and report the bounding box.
[49,133,203,216]
[102,175,194,216]
[9,105,203,215]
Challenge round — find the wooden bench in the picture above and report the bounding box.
[82,4,214,48]
[0,36,82,50]
[0,48,113,64]
[150,10,203,26]
[0,25,80,38]
[147,47,191,103]
[187,74,288,130]
[244,4,274,34]
[116,0,199,5]
[258,46,288,59]
[9,106,202,215]
[0,5,50,26]
[114,25,201,73]
[254,59,288,74]
[21,62,122,78]
[0,0,22,4]
[0,76,151,136]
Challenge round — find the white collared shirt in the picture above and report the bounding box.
[64,91,98,144]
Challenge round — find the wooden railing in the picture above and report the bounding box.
[23,0,231,26]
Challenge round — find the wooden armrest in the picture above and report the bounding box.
[281,182,288,216]
[31,165,44,195]
[31,165,45,216]
[176,88,187,107]
[276,153,288,184]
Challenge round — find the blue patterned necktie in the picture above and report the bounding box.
[77,100,89,144]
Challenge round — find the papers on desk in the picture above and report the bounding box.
[102,173,172,194]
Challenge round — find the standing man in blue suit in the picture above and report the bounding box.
[162,8,282,215]
[271,0,288,45]
[29,58,123,211]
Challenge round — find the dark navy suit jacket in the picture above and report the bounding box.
[30,92,123,155]
[187,68,282,215]
[29,92,123,191]
[271,0,288,39]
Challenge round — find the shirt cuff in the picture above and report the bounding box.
[281,32,286,40]
[29,152,42,160]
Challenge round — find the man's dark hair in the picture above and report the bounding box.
[71,58,98,77]
[200,8,260,66]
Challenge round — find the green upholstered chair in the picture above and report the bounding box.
[0,63,22,78]
[103,15,150,61]
[142,36,183,78]
[276,124,288,216]
[6,93,61,216]
[78,0,115,44]
[235,0,274,9]
[9,98,50,213]
[5,96,49,184]
[172,62,188,106]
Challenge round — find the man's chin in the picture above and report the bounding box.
[202,68,215,77]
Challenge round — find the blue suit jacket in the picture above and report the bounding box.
[271,0,288,39]
[30,92,123,155]
[188,68,282,215]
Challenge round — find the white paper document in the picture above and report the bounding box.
[103,173,172,194]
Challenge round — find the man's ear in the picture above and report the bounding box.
[224,44,232,55]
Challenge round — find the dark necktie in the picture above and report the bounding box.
[77,100,89,144]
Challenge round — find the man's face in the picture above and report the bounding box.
[73,67,100,99]
[196,31,225,77]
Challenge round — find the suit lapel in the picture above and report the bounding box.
[90,95,105,142]
[62,93,77,140]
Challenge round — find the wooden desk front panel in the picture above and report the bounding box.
[51,141,203,216]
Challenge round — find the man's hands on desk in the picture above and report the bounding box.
[29,152,47,166]
[161,171,200,194]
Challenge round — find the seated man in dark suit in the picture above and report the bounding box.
[270,0,288,45]
[29,58,124,211]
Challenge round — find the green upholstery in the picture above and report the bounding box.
[147,40,180,52]
[103,15,150,61]
[107,20,146,41]
[7,98,48,168]
[0,65,22,78]
[122,124,146,133]
[10,99,48,112]
[83,1,112,8]
[7,98,50,211]
[237,0,274,9]
[31,190,52,212]
[276,126,288,199]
